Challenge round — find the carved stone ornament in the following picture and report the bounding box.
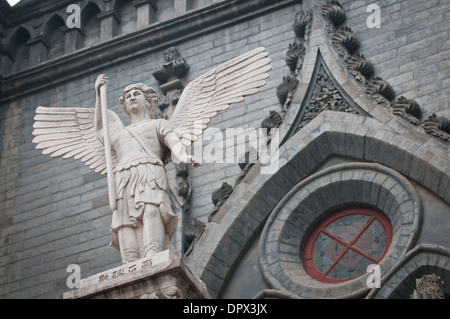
[233,146,259,186]
[284,9,312,79]
[208,182,234,222]
[321,0,346,28]
[296,63,357,132]
[211,182,233,207]
[321,0,449,143]
[152,47,190,83]
[32,47,271,265]
[277,9,313,108]
[277,75,298,106]
[422,114,450,142]
[285,41,306,72]
[411,273,445,299]
[261,110,283,134]
[183,219,206,257]
[331,26,360,58]
[393,96,423,125]
[293,10,313,40]
[321,0,396,108]
[365,77,396,106]
[345,53,374,83]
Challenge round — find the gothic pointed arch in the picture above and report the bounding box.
[82,0,106,12]
[5,26,31,73]
[43,14,66,60]
[113,0,137,36]
[80,1,102,48]
[367,244,450,299]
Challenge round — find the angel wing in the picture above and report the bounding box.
[32,106,120,175]
[169,47,272,146]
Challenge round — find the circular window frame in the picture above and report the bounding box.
[303,207,393,283]
[258,162,422,298]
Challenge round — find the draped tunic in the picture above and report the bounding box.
[108,119,177,250]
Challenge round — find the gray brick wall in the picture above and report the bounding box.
[340,0,449,118]
[0,0,448,299]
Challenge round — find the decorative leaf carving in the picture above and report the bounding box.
[183,219,206,257]
[261,110,283,133]
[393,96,422,125]
[332,26,360,57]
[345,53,374,81]
[285,42,306,72]
[411,274,445,299]
[296,63,358,132]
[276,75,298,105]
[293,10,313,38]
[208,182,234,222]
[321,0,346,27]
[276,9,313,112]
[422,114,450,142]
[366,77,396,103]
[211,182,233,207]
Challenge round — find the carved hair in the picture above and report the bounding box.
[119,83,158,117]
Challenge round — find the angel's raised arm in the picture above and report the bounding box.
[94,74,108,143]
[94,74,123,144]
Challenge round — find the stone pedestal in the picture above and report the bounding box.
[60,250,210,299]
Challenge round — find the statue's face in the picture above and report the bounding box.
[124,89,148,114]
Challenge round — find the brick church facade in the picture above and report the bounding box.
[0,0,449,298]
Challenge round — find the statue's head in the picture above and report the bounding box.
[119,83,158,118]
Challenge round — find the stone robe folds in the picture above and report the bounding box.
[108,119,177,252]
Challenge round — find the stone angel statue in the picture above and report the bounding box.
[32,47,271,264]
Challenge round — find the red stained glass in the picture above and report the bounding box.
[303,207,392,283]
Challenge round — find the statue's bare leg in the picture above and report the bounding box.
[118,226,139,263]
[143,204,165,258]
